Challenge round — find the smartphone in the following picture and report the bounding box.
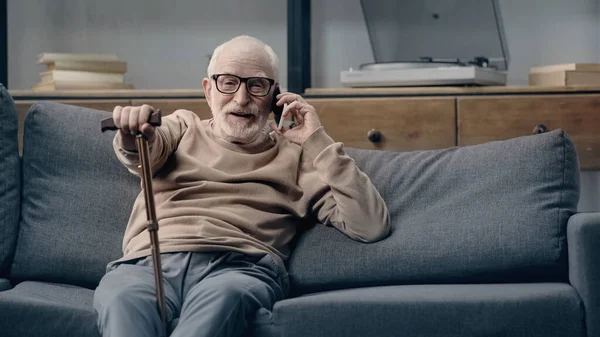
[271,86,284,128]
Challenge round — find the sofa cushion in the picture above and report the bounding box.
[256,283,584,337]
[0,278,11,291]
[10,102,140,288]
[288,130,580,294]
[0,281,98,337]
[0,84,20,277]
[567,211,600,337]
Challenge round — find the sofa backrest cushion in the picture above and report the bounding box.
[11,102,139,288]
[0,84,21,277]
[288,130,580,295]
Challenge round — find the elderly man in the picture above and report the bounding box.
[93,35,390,337]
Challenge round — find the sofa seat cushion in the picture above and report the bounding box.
[289,130,580,294]
[11,102,140,288]
[254,283,584,337]
[0,84,20,277]
[0,278,11,291]
[0,281,99,337]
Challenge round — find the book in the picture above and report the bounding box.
[37,52,119,64]
[40,70,125,84]
[34,52,134,91]
[528,70,600,86]
[47,60,127,73]
[529,63,600,74]
[32,81,135,91]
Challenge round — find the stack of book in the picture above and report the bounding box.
[33,53,134,91]
[529,63,600,86]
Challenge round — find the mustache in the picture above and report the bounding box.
[222,102,260,115]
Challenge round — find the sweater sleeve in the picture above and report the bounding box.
[113,110,190,176]
[300,127,391,243]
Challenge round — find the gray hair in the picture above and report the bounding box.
[206,35,279,81]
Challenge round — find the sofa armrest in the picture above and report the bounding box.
[0,278,11,291]
[568,212,600,337]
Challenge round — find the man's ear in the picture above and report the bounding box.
[202,77,212,106]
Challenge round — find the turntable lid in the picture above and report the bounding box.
[361,0,509,71]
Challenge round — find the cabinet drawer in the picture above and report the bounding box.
[307,97,456,151]
[458,94,600,170]
[131,99,212,120]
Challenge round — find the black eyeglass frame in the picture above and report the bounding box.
[211,74,276,97]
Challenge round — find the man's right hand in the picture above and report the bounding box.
[113,104,157,150]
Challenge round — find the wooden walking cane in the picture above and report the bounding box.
[101,110,168,337]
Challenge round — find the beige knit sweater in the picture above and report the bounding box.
[113,109,390,269]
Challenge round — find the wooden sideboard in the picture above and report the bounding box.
[9,86,600,170]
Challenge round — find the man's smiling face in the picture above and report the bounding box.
[203,39,276,144]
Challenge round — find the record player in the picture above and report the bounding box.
[341,0,509,87]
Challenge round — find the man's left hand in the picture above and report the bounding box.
[269,92,322,145]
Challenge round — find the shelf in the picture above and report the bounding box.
[304,85,600,97]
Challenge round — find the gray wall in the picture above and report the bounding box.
[8,0,288,90]
[7,0,600,211]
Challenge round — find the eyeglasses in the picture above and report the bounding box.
[211,74,275,97]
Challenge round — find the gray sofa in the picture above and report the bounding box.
[0,83,598,337]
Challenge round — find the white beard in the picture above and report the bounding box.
[213,101,268,143]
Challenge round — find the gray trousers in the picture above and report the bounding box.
[93,251,288,337]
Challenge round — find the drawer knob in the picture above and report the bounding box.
[532,124,548,134]
[367,129,382,143]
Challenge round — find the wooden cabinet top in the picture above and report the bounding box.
[304,86,600,97]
